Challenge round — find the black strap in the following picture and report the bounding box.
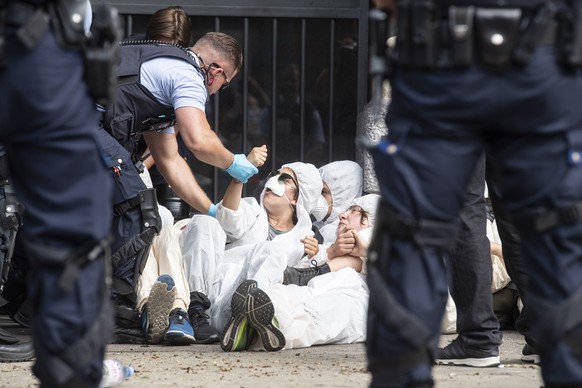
[536,202,582,232]
[515,201,582,233]
[113,195,142,217]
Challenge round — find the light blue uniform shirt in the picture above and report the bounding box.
[140,54,208,133]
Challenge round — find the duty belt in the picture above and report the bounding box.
[393,1,575,70]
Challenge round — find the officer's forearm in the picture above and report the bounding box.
[143,132,213,213]
[156,155,213,214]
[175,106,234,170]
[190,133,234,170]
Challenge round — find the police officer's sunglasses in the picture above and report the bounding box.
[196,53,230,91]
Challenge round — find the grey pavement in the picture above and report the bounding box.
[0,314,543,387]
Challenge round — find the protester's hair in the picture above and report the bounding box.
[194,32,243,73]
[347,205,369,227]
[146,6,192,47]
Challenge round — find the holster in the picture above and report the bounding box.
[474,8,521,70]
[84,3,122,105]
[48,0,88,48]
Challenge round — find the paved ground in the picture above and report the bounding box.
[0,314,542,387]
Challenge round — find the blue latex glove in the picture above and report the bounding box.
[207,203,217,218]
[224,154,258,183]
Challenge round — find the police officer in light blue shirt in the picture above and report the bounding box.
[98,30,261,345]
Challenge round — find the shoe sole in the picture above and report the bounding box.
[436,355,501,368]
[221,280,257,351]
[165,330,196,345]
[521,354,540,365]
[246,288,285,352]
[0,346,35,362]
[194,333,220,345]
[146,280,177,344]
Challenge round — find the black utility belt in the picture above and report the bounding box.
[394,2,582,71]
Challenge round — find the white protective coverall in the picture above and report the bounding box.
[261,194,380,349]
[180,162,322,331]
[314,161,363,244]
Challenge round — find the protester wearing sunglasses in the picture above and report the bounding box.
[180,161,323,350]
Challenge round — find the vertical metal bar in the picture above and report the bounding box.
[270,18,278,172]
[242,17,249,197]
[212,16,221,202]
[125,14,133,37]
[328,19,335,163]
[299,18,306,162]
[357,1,370,116]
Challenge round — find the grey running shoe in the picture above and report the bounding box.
[246,287,285,352]
[436,337,500,367]
[221,280,257,352]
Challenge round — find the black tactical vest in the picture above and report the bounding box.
[100,42,203,155]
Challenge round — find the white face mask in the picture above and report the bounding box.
[311,195,331,222]
[265,176,286,196]
[265,176,295,209]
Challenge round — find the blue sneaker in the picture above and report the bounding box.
[165,308,196,345]
[141,274,176,344]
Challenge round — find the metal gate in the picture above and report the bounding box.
[107,0,370,201]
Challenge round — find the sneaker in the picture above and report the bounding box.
[436,337,500,367]
[521,344,540,365]
[221,280,258,352]
[246,287,285,352]
[141,274,176,344]
[190,311,220,344]
[165,308,196,345]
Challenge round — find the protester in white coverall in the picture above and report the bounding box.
[223,194,380,351]
[312,161,364,244]
[180,162,322,335]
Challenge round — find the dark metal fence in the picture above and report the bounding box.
[106,0,370,202]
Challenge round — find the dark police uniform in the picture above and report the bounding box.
[97,43,202,332]
[367,0,582,386]
[0,0,113,386]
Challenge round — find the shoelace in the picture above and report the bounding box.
[191,312,211,328]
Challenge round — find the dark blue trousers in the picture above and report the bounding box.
[0,29,112,387]
[370,45,582,386]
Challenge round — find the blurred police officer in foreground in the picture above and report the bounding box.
[0,0,118,386]
[366,0,582,386]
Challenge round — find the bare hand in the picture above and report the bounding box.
[328,229,356,260]
[301,236,320,259]
[350,230,369,258]
[247,145,268,168]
